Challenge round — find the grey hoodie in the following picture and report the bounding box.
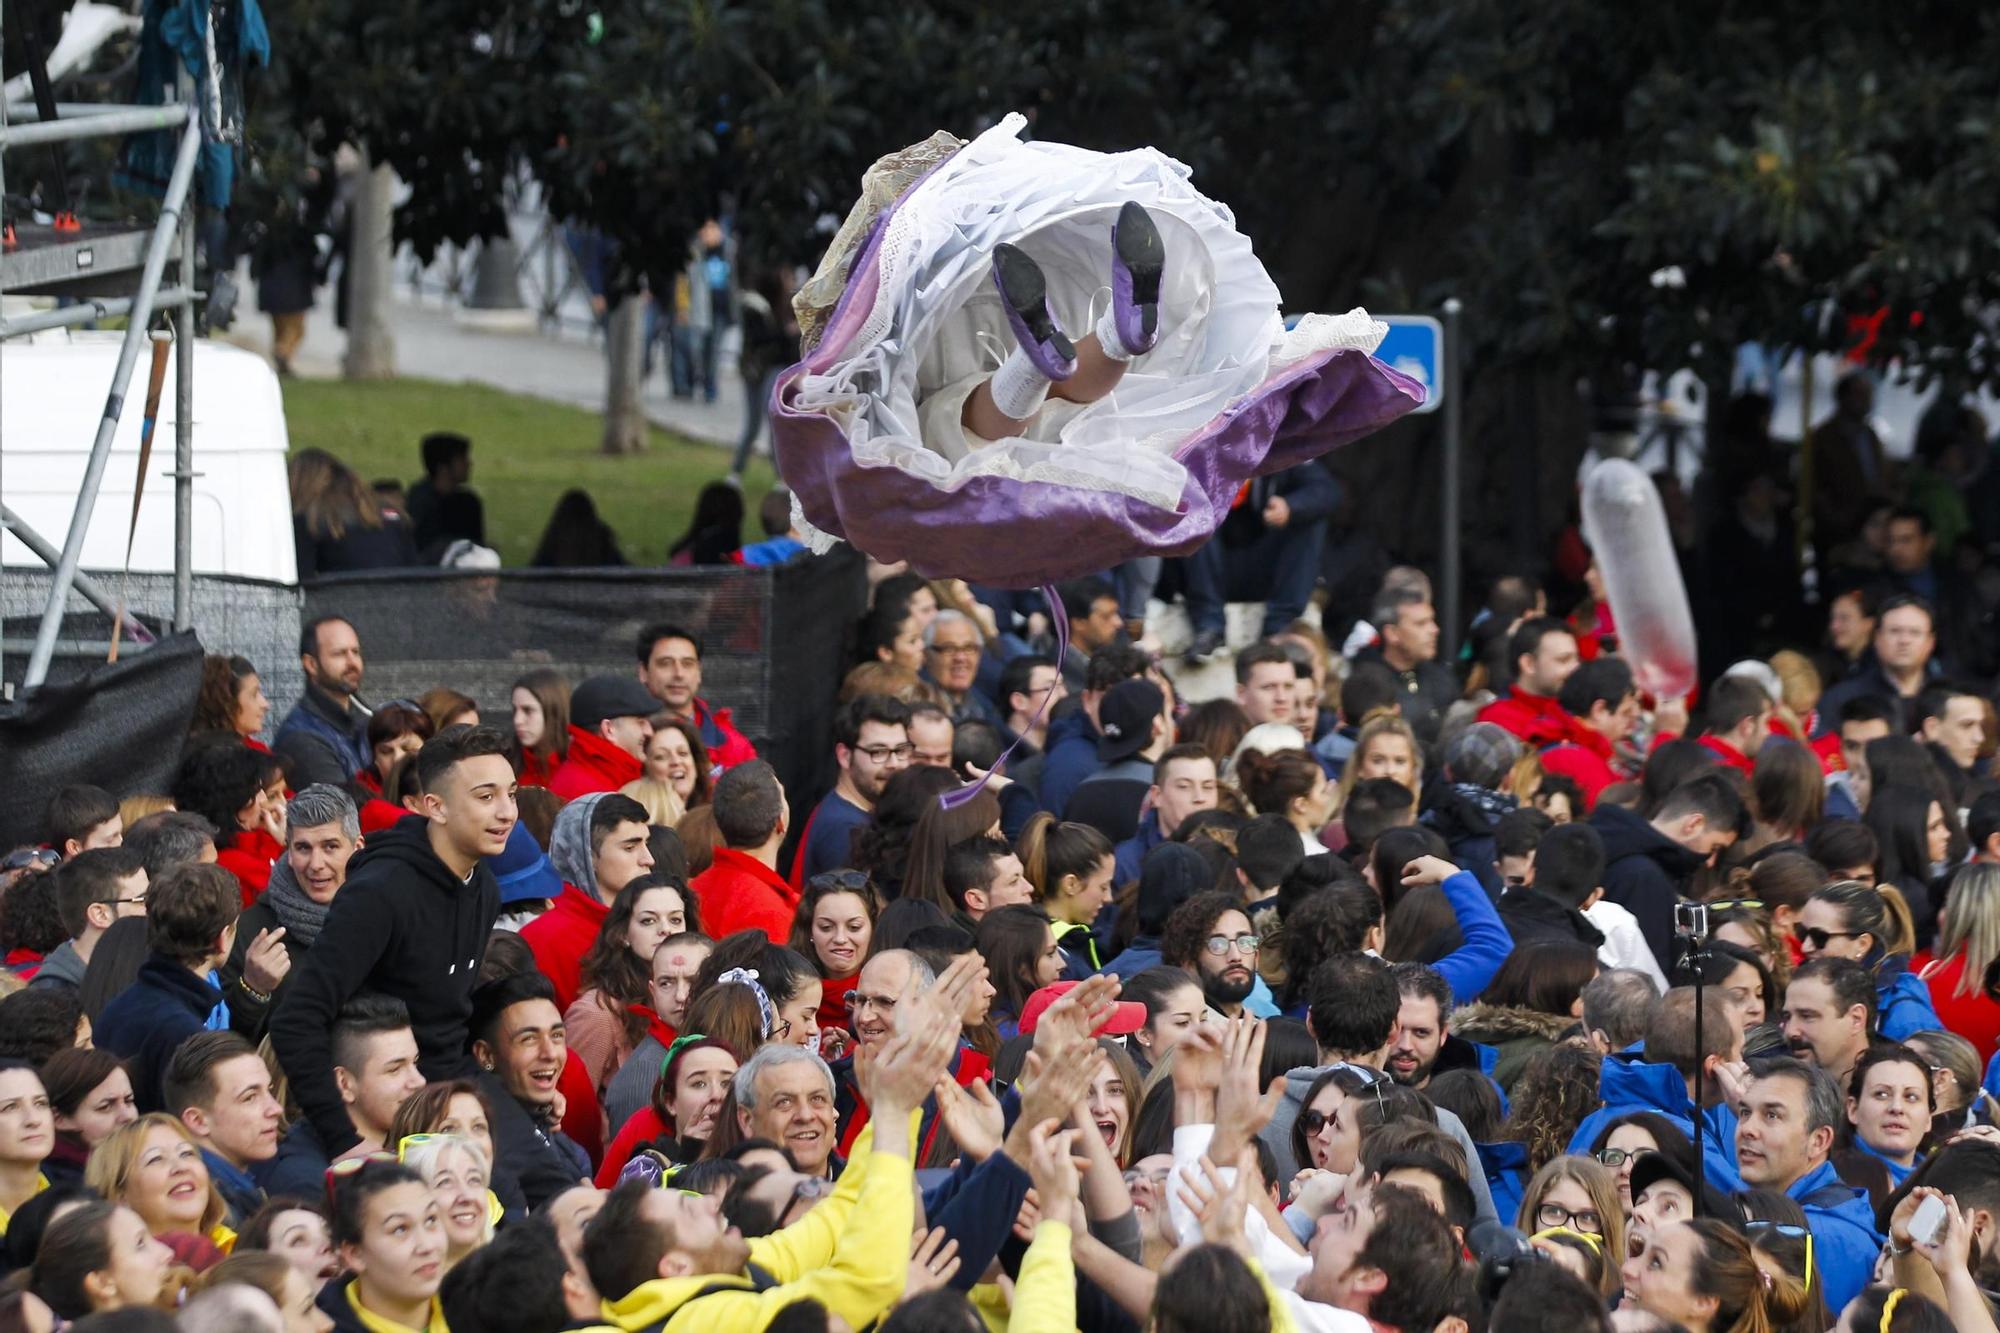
[1258,1063,1498,1224]
[549,792,608,898]
[29,939,85,989]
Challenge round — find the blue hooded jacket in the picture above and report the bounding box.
[1784,1159,1884,1313]
[1037,710,1101,819]
[1566,1052,1744,1192]
[1476,1140,1530,1229]
[1875,957,1942,1041]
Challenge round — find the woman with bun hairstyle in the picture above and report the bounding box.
[1621,1217,1813,1333]
[1017,812,1115,978]
[1237,748,1336,856]
[28,1200,176,1320]
[1795,880,1942,1040]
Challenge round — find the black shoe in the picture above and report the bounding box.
[1185,629,1225,664]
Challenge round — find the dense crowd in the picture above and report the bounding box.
[10,457,2000,1333]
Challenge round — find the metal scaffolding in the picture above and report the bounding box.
[0,2,203,694]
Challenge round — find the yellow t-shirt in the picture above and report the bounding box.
[0,1173,50,1236]
[344,1283,449,1333]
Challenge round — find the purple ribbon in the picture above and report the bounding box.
[939,581,1066,810]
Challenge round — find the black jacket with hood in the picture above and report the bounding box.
[270,816,499,1155]
[1589,802,1705,976]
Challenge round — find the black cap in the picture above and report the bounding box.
[571,676,660,731]
[1626,1149,1737,1223]
[1097,678,1165,763]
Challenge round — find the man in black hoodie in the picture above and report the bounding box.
[1589,771,1748,976]
[270,724,513,1158]
[1498,822,1608,951]
[469,971,588,1212]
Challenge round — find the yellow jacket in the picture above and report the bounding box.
[584,1117,914,1333]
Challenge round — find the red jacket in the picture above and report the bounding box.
[219,828,284,909]
[691,849,801,942]
[1537,727,1622,811]
[548,727,645,802]
[520,885,611,1012]
[518,748,559,789]
[1915,950,2000,1065]
[1477,690,1573,748]
[688,699,758,773]
[1696,735,1755,776]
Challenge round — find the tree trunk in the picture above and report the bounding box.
[602,295,648,455]
[342,151,399,380]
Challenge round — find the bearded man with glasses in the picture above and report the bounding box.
[790,695,914,887]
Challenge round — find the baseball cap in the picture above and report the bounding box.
[571,676,659,731]
[1019,981,1146,1036]
[1097,678,1166,763]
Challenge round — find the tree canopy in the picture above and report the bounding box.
[242,0,2000,564]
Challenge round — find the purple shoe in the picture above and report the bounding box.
[1111,201,1164,355]
[993,243,1077,380]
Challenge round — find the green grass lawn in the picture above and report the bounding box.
[281,378,779,567]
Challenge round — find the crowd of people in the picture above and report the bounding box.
[12,429,2000,1333]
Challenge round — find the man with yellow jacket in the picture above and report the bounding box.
[573,968,962,1332]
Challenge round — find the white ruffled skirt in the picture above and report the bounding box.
[788,112,1385,512]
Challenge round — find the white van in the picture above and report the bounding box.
[0,331,297,583]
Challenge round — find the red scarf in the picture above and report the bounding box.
[627,1004,679,1055]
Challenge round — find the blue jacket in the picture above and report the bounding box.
[1112,812,1164,889]
[1786,1159,1884,1313]
[1477,1140,1530,1229]
[921,1094,1033,1293]
[1101,939,1162,983]
[1037,711,1102,820]
[96,956,224,1113]
[1566,1052,1744,1193]
[1432,870,1513,1004]
[202,1148,265,1226]
[1876,958,1943,1041]
[254,1117,332,1204]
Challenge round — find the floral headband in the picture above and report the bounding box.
[716,967,777,1039]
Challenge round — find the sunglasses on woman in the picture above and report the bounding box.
[1796,926,1862,951]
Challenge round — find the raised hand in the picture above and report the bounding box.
[1025,1119,1082,1213]
[926,954,987,1032]
[1212,1017,1286,1161]
[1289,1168,1350,1221]
[904,1226,962,1298]
[1400,855,1462,888]
[1175,1151,1254,1259]
[1034,975,1121,1055]
[1007,1047,1107,1165]
[242,927,291,996]
[1170,1023,1227,1098]
[934,1075,1004,1163]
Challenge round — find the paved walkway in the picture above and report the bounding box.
[220,277,755,450]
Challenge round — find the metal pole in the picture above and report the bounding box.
[21,115,203,688]
[173,93,196,632]
[1440,297,1464,662]
[0,287,196,339]
[0,104,190,148]
[0,507,153,643]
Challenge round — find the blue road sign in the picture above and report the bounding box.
[1374,315,1443,415]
